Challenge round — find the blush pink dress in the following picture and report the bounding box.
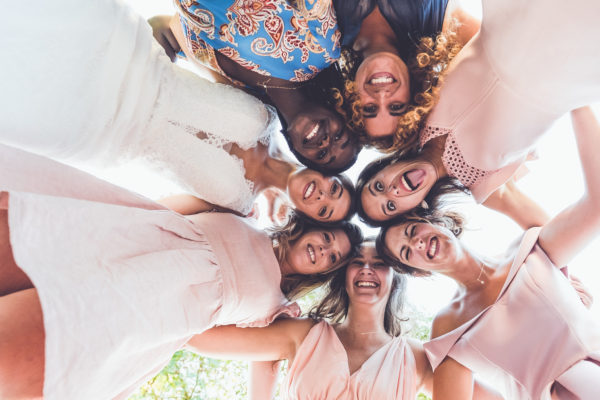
[0,144,299,400]
[284,321,417,399]
[420,0,600,202]
[424,228,600,399]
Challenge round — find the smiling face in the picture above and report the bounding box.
[354,52,411,138]
[288,168,352,222]
[285,105,358,170]
[345,244,393,306]
[384,222,459,272]
[361,160,438,222]
[285,229,352,275]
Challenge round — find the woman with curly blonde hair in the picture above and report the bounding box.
[331,0,479,151]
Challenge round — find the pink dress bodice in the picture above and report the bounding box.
[0,144,298,400]
[284,321,417,400]
[420,0,600,202]
[424,228,600,399]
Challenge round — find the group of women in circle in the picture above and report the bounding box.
[1,0,600,398]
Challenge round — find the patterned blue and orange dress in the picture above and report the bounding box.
[173,0,341,82]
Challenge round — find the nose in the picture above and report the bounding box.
[359,263,374,273]
[388,184,401,196]
[412,236,425,251]
[318,134,330,149]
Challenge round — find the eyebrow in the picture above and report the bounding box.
[340,138,350,149]
[337,185,344,199]
[326,209,333,219]
[368,184,377,197]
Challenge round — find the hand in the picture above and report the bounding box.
[148,15,181,62]
[569,274,594,309]
[261,188,292,225]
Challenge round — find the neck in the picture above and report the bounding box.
[442,246,497,292]
[264,87,308,125]
[353,6,400,58]
[262,157,296,191]
[421,136,449,179]
[337,302,389,346]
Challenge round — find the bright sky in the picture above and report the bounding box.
[110,0,600,321]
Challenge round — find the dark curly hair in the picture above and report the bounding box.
[354,152,469,227]
[376,209,465,276]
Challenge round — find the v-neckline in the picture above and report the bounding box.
[331,325,397,377]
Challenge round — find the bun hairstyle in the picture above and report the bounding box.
[271,213,363,300]
[376,209,465,276]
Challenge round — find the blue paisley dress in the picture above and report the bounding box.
[174,0,341,82]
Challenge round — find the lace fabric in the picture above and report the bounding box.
[420,125,493,189]
[125,63,276,214]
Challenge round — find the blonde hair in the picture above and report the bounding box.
[334,23,463,153]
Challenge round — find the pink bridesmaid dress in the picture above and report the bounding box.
[0,144,299,400]
[424,228,600,399]
[284,321,417,399]
[420,0,600,202]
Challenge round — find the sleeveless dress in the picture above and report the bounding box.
[0,144,299,400]
[284,321,417,399]
[173,0,341,82]
[424,228,600,399]
[420,0,600,202]
[0,0,279,214]
[334,0,448,54]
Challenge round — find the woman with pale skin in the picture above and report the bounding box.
[334,0,479,147]
[181,241,503,399]
[377,107,600,399]
[0,144,363,400]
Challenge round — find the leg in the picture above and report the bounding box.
[0,196,34,296]
[0,288,45,399]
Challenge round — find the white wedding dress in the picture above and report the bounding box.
[0,0,278,214]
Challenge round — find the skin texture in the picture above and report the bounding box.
[361,160,438,221]
[282,229,351,275]
[287,169,351,222]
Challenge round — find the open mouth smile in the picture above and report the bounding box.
[368,72,396,86]
[355,280,379,288]
[399,169,426,192]
[427,237,439,259]
[303,181,316,200]
[304,122,320,143]
[307,244,316,264]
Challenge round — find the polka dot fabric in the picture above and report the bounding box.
[420,125,493,189]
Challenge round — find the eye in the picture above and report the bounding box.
[374,181,384,192]
[323,232,331,243]
[330,254,337,264]
[374,261,386,268]
[334,131,343,141]
[330,181,339,195]
[405,248,411,262]
[410,224,416,237]
[386,201,396,212]
[389,103,406,113]
[351,259,364,266]
[318,207,327,218]
[362,104,377,114]
[317,149,327,160]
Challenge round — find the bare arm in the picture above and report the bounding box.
[185,318,315,362]
[483,179,550,229]
[158,194,243,216]
[443,0,481,46]
[539,106,600,266]
[249,360,281,400]
[147,15,181,62]
[433,356,474,400]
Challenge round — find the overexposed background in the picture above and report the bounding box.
[109,0,600,322]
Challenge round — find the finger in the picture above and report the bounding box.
[165,30,181,55]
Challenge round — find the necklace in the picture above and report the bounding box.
[475,263,486,285]
[258,78,305,91]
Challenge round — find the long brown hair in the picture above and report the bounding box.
[309,241,407,336]
[271,213,363,300]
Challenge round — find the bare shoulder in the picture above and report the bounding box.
[431,295,463,339]
[279,318,318,348]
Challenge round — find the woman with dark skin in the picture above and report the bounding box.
[149,1,360,173]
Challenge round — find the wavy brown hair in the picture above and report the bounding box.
[309,241,407,336]
[270,213,363,300]
[332,22,463,153]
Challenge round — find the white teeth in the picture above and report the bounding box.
[400,175,413,192]
[428,239,437,259]
[306,123,319,140]
[304,182,315,200]
[356,281,378,288]
[369,76,393,85]
[308,245,316,263]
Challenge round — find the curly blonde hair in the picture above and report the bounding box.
[333,23,463,153]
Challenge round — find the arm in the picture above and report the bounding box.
[249,360,281,400]
[539,106,600,266]
[482,179,550,229]
[158,194,242,216]
[443,0,481,46]
[185,318,314,362]
[433,356,474,400]
[147,15,181,62]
